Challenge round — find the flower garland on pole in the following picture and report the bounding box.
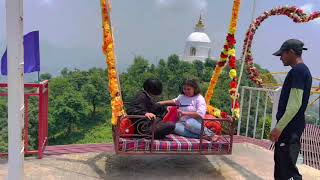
[205,0,241,119]
[243,6,320,87]
[100,0,125,125]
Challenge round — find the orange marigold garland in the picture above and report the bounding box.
[205,0,241,119]
[100,0,125,125]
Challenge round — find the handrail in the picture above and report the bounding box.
[0,81,49,159]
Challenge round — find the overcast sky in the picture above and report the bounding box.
[0,0,320,79]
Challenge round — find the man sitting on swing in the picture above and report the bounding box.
[126,78,176,139]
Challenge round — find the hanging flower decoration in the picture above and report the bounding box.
[100,0,125,125]
[205,0,241,119]
[242,6,320,87]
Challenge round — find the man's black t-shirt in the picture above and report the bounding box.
[276,63,312,137]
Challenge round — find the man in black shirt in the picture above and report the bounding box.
[126,78,175,139]
[270,39,312,180]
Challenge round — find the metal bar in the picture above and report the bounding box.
[199,119,204,154]
[246,89,253,137]
[253,91,260,138]
[238,87,245,135]
[150,119,156,153]
[24,150,38,155]
[0,83,41,87]
[38,85,44,159]
[318,82,320,126]
[229,117,235,154]
[240,86,275,92]
[261,92,268,139]
[46,84,49,145]
[115,116,122,154]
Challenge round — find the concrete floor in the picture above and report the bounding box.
[0,143,320,180]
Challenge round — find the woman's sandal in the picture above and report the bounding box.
[211,135,221,142]
[203,135,220,142]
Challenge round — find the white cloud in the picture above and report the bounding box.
[155,0,172,7]
[155,0,207,11]
[192,0,207,11]
[301,3,314,13]
[300,3,320,24]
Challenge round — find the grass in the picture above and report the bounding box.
[49,119,113,145]
[75,122,113,144]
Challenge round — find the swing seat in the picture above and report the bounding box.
[118,134,230,153]
[113,115,235,155]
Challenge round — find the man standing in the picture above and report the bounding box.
[270,39,312,180]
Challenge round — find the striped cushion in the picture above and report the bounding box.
[118,134,230,152]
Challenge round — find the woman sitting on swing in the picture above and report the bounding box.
[158,79,220,142]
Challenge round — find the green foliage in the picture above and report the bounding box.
[52,91,90,136]
[257,115,272,139]
[0,98,7,152]
[40,73,52,81]
[75,122,113,144]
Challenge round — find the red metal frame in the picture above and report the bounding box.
[0,80,49,159]
[113,115,235,155]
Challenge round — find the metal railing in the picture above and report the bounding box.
[237,86,281,140]
[0,80,49,159]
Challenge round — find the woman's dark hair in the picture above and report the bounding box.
[181,79,201,96]
[143,78,163,96]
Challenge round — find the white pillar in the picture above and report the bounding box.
[271,87,282,130]
[6,0,24,179]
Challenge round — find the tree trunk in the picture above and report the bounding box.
[67,120,72,136]
[92,98,96,119]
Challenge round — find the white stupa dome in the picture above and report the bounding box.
[183,15,212,62]
[186,32,211,43]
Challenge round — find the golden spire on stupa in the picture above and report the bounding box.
[195,14,205,32]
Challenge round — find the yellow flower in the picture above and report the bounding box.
[229,27,237,34]
[229,69,237,79]
[228,48,236,56]
[213,108,221,118]
[233,108,240,119]
[111,115,117,125]
[107,43,113,51]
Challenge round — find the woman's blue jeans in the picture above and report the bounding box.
[174,118,214,138]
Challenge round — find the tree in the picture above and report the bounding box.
[49,77,74,97]
[204,58,216,68]
[167,54,180,72]
[193,60,204,78]
[127,56,150,76]
[60,67,70,77]
[40,73,52,81]
[257,115,272,139]
[81,70,109,118]
[69,69,89,91]
[52,91,89,136]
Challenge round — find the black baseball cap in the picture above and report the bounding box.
[273,39,308,56]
